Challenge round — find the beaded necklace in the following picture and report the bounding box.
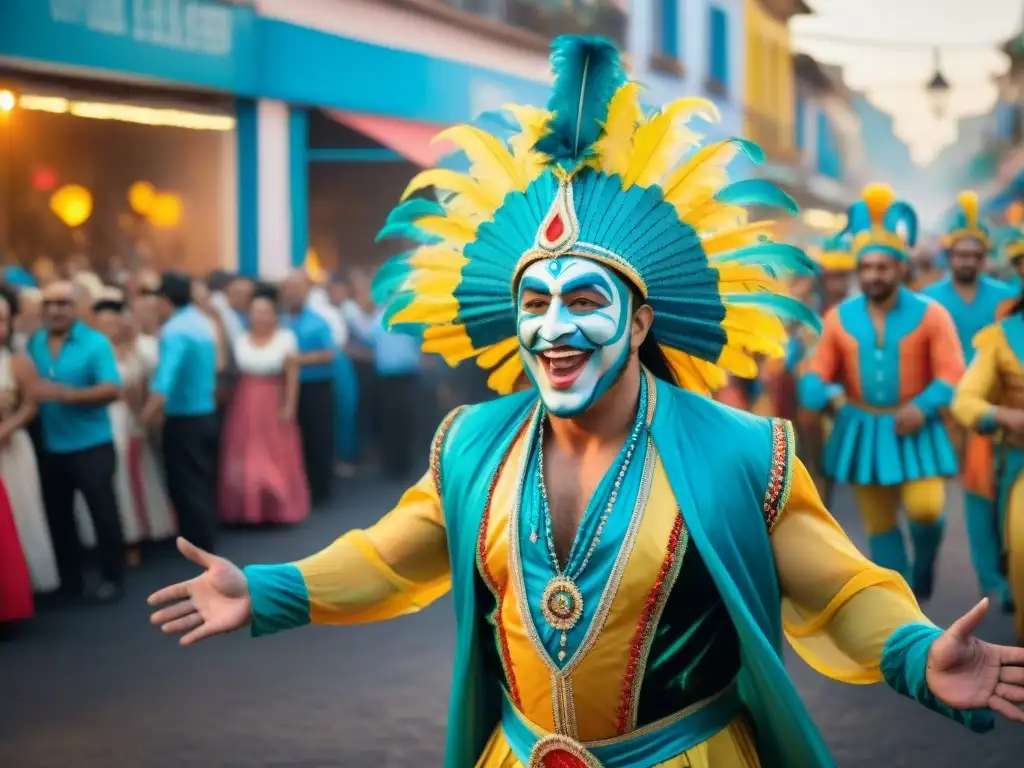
[533,376,648,660]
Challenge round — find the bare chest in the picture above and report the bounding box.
[543,448,617,567]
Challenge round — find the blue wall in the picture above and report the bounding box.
[0,0,550,125]
[815,111,842,180]
[630,0,744,140]
[853,95,914,185]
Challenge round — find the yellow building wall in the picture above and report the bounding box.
[744,0,797,161]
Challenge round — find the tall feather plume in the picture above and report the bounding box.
[594,82,643,177]
[533,36,627,171]
[956,190,980,231]
[621,98,717,188]
[505,104,552,184]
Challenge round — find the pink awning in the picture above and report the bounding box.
[327,111,451,167]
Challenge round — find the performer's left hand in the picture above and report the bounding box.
[927,598,1024,723]
[894,403,925,436]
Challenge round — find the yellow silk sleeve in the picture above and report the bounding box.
[773,457,931,684]
[951,326,1003,429]
[294,471,451,625]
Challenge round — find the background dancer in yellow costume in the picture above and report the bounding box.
[149,37,1024,768]
[953,226,1024,641]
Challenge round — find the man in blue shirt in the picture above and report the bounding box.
[281,271,336,504]
[141,272,220,553]
[370,307,422,480]
[30,280,124,603]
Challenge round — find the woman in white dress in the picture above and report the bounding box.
[0,285,59,593]
[78,290,175,559]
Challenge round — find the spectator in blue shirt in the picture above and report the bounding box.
[370,307,422,480]
[30,280,124,603]
[281,271,336,504]
[141,272,220,553]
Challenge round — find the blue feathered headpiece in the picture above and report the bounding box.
[371,35,818,395]
[942,190,991,250]
[844,183,917,262]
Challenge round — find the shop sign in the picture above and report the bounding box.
[48,0,232,57]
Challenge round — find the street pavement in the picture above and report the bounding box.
[1,476,1022,767]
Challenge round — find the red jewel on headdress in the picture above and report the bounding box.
[541,750,589,768]
[544,212,566,243]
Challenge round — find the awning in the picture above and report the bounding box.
[327,111,450,167]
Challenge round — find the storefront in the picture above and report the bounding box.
[0,0,550,278]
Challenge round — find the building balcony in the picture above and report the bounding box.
[388,1,628,52]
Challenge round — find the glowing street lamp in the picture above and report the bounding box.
[0,90,14,114]
[926,48,951,120]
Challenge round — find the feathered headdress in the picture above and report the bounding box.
[372,36,818,395]
[942,190,991,249]
[808,231,855,272]
[844,183,917,262]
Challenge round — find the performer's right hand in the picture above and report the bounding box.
[148,537,252,646]
[996,407,1024,437]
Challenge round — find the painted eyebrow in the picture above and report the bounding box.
[561,275,613,302]
[519,276,551,296]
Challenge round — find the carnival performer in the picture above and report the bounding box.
[150,38,1024,768]
[951,234,1024,641]
[218,286,308,526]
[923,192,1016,609]
[798,184,965,600]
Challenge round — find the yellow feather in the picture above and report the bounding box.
[414,214,478,245]
[401,168,503,211]
[434,125,523,192]
[715,346,759,378]
[956,190,979,231]
[505,104,552,184]
[861,183,896,225]
[659,346,726,394]
[390,296,459,325]
[408,245,468,271]
[595,82,643,177]
[701,222,777,254]
[662,140,739,206]
[476,336,520,369]
[621,99,705,188]
[486,352,525,395]
[422,324,476,365]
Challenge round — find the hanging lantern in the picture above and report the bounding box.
[146,192,183,229]
[32,167,57,192]
[926,48,951,120]
[49,184,93,228]
[305,248,327,284]
[128,181,156,215]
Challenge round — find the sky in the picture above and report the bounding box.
[790,0,1023,164]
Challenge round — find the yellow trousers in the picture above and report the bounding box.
[852,479,946,534]
[851,479,946,597]
[1006,477,1024,639]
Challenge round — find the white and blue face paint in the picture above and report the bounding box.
[517,257,633,417]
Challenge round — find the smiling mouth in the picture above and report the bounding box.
[539,347,592,390]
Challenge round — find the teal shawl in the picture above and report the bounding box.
[437,378,834,768]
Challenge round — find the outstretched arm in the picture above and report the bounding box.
[247,472,450,634]
[149,472,451,644]
[772,457,1024,730]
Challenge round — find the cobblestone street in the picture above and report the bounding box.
[2,477,1022,767]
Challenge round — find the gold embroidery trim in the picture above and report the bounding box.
[762,418,794,535]
[429,405,467,501]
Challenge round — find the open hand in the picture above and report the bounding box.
[148,537,252,646]
[927,598,1024,723]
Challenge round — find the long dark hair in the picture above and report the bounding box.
[629,283,677,386]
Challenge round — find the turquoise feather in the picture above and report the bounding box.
[723,292,822,333]
[375,221,442,244]
[383,198,444,227]
[715,179,798,214]
[533,35,626,170]
[713,243,817,275]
